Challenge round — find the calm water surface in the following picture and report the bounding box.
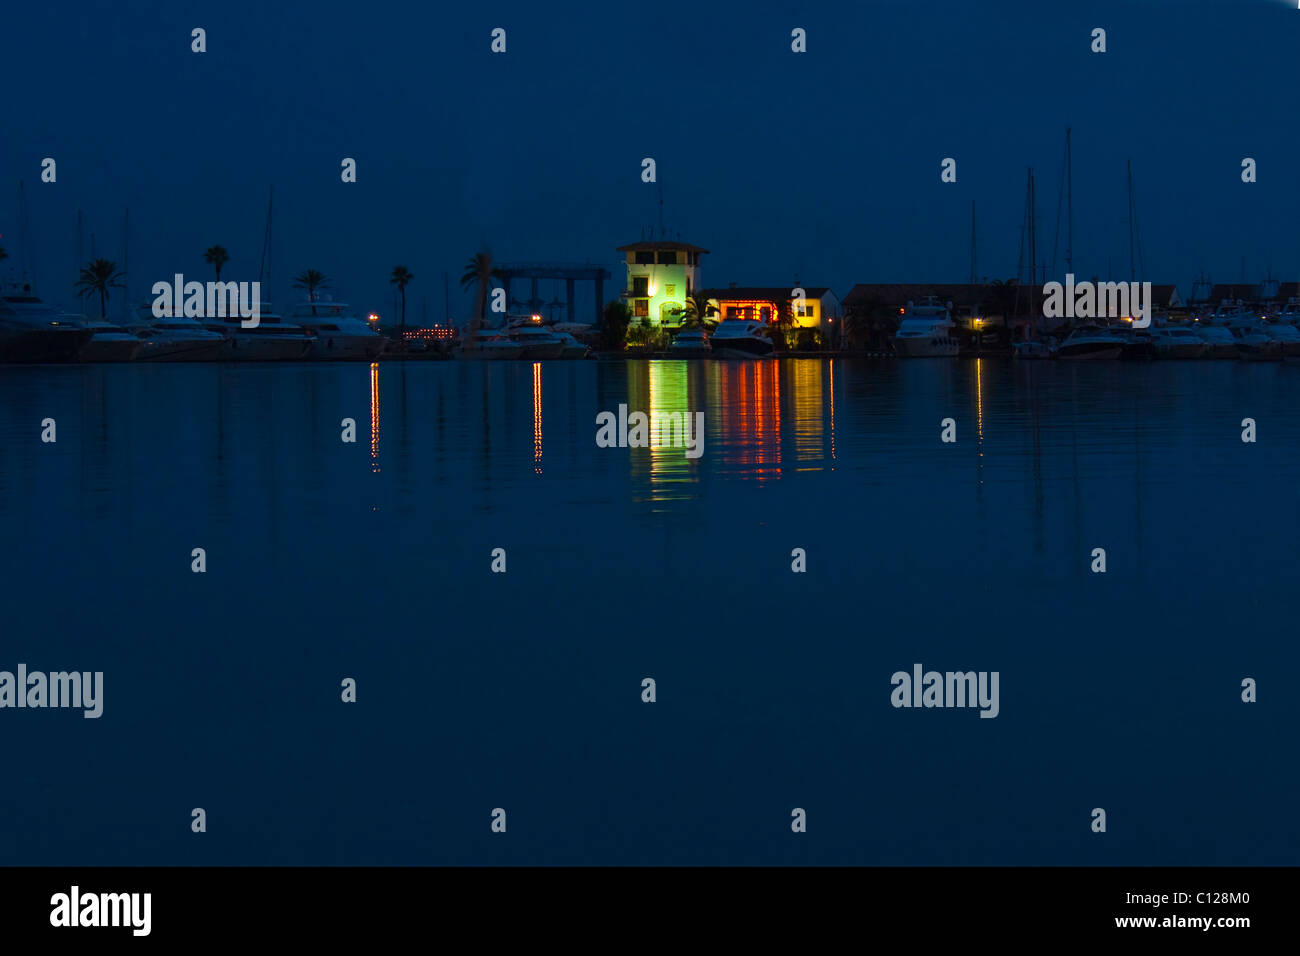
[1,358,1296,864]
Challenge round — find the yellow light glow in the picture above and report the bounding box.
[367,313,379,322]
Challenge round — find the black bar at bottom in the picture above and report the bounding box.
[0,866,1279,941]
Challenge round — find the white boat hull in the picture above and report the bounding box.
[78,335,142,362]
[455,343,525,360]
[221,334,313,361]
[1057,345,1122,360]
[306,335,385,360]
[515,342,565,360]
[895,336,959,357]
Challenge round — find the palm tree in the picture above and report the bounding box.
[204,245,230,282]
[390,266,414,334]
[75,258,125,319]
[292,268,329,316]
[682,294,714,327]
[460,251,502,332]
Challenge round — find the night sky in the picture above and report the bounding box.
[2,0,1296,320]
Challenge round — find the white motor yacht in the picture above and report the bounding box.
[1150,325,1206,359]
[454,328,525,360]
[670,327,711,356]
[894,297,959,357]
[1056,325,1125,360]
[1226,321,1282,361]
[506,315,565,359]
[283,299,386,360]
[1261,320,1300,358]
[553,330,589,359]
[131,302,230,361]
[1193,324,1238,359]
[69,313,142,362]
[0,286,94,363]
[202,302,314,360]
[709,318,774,358]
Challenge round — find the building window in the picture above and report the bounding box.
[634,299,648,317]
[665,284,675,297]
[635,251,655,265]
[657,251,677,264]
[632,276,649,296]
[760,306,771,322]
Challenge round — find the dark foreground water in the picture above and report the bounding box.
[1,357,1296,865]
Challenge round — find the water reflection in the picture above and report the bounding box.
[532,361,543,474]
[715,359,782,480]
[369,361,380,473]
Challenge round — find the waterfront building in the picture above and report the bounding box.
[617,240,708,327]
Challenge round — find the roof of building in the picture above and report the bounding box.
[843,281,1181,312]
[842,283,994,309]
[1207,283,1258,303]
[700,286,833,301]
[616,240,709,253]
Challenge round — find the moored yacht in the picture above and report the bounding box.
[553,330,589,359]
[893,297,958,357]
[70,313,142,362]
[1150,325,1206,359]
[709,318,774,358]
[454,328,525,360]
[670,327,711,356]
[284,299,386,360]
[1261,320,1300,358]
[131,303,228,361]
[506,315,565,359]
[1227,322,1281,361]
[1056,325,1125,360]
[0,286,94,363]
[202,302,314,360]
[1193,324,1238,359]
[1270,297,1300,326]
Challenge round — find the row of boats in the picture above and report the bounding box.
[1015,319,1300,361]
[896,296,1300,361]
[0,281,602,364]
[455,318,589,360]
[0,287,390,363]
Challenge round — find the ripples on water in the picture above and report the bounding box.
[0,358,1296,865]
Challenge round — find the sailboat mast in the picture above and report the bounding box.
[121,208,130,321]
[1065,128,1073,275]
[1029,170,1038,287]
[258,186,274,288]
[18,180,35,290]
[970,200,977,286]
[1127,159,1135,283]
[75,209,83,288]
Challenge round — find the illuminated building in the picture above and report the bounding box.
[700,286,840,333]
[617,240,708,327]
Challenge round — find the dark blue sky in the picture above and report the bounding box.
[2,0,1296,320]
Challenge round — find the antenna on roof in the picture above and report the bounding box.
[658,180,665,239]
